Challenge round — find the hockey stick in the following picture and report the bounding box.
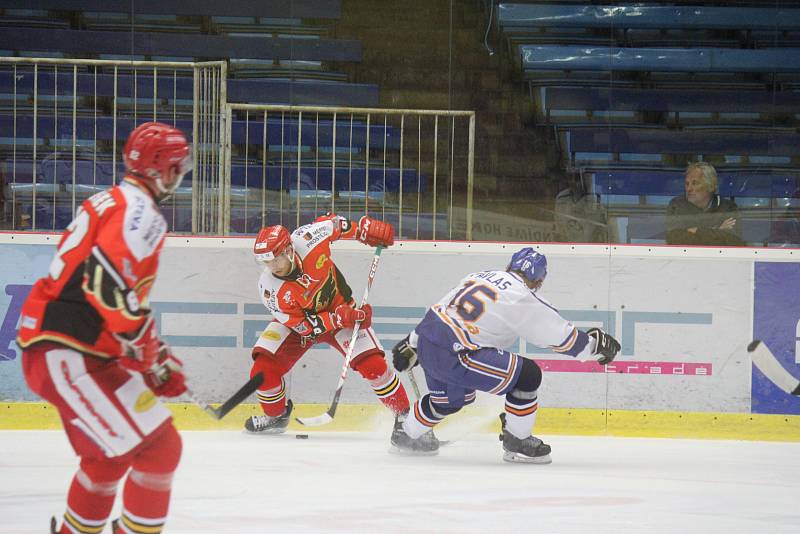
[295,246,384,426]
[405,368,453,446]
[748,340,800,396]
[407,368,422,398]
[184,372,265,420]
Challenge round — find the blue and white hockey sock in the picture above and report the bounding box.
[403,395,443,439]
[504,390,539,440]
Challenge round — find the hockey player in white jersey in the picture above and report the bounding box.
[390,247,620,463]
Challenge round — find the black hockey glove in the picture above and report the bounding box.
[392,334,418,372]
[587,328,620,365]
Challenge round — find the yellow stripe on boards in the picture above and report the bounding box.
[2,403,799,441]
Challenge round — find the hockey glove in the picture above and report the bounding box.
[144,343,187,398]
[587,327,621,365]
[115,315,160,372]
[356,216,394,247]
[392,334,418,372]
[333,303,373,329]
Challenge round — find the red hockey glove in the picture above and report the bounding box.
[115,315,160,372]
[356,216,394,247]
[333,303,373,330]
[144,344,187,398]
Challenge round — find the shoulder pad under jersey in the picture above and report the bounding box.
[290,220,333,258]
[119,182,168,261]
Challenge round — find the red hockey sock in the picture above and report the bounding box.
[60,457,128,534]
[352,351,410,414]
[118,425,182,534]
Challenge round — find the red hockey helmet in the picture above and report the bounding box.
[123,122,192,198]
[254,225,292,263]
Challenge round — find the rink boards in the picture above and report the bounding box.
[1,235,799,440]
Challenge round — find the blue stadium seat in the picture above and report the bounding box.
[590,169,799,199]
[228,79,379,107]
[520,45,800,74]
[5,159,425,195]
[0,1,342,20]
[0,70,195,100]
[538,86,800,124]
[567,128,800,159]
[230,164,425,193]
[498,4,800,31]
[0,115,401,150]
[0,71,378,108]
[0,27,361,63]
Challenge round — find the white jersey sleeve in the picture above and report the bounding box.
[430,270,594,359]
[257,270,289,324]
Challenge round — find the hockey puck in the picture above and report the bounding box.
[295,434,309,439]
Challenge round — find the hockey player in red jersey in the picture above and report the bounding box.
[244,215,411,433]
[17,122,192,534]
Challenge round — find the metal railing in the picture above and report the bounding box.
[221,104,476,239]
[0,57,226,234]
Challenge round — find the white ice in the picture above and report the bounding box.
[1,426,798,534]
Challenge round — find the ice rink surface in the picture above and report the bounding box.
[2,426,799,534]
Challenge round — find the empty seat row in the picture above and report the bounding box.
[520,45,800,74]
[566,128,800,158]
[498,4,800,32]
[0,115,401,150]
[0,27,361,63]
[0,70,380,108]
[0,1,343,20]
[536,86,800,123]
[4,159,427,193]
[590,169,800,199]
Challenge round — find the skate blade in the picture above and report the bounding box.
[242,428,289,436]
[388,444,439,456]
[502,451,552,464]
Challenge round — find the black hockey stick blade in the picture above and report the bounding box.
[211,372,264,420]
[748,340,800,396]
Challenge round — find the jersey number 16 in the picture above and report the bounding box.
[449,282,498,322]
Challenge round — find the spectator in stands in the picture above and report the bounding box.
[553,172,610,243]
[666,162,745,246]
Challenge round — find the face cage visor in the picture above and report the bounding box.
[254,245,294,267]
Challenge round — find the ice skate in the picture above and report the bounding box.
[389,414,439,455]
[244,400,293,434]
[499,413,551,464]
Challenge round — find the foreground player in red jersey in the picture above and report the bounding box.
[244,215,411,433]
[16,122,192,534]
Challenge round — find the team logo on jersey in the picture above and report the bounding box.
[134,390,157,412]
[20,315,37,330]
[296,274,316,289]
[282,291,294,304]
[261,330,281,341]
[315,254,328,270]
[309,271,338,312]
[452,342,465,352]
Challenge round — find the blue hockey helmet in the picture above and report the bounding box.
[507,247,547,287]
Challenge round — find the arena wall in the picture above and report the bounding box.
[1,234,798,440]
